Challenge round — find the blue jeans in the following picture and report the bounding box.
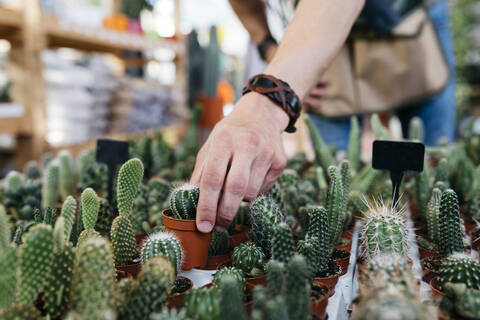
[310,0,456,149]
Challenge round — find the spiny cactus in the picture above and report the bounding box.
[213,266,246,290]
[141,232,182,272]
[347,116,361,174]
[0,304,42,319]
[285,254,311,320]
[266,182,284,210]
[361,201,408,260]
[327,166,344,248]
[122,256,175,320]
[304,114,334,172]
[340,160,352,226]
[426,188,442,244]
[443,283,480,320]
[59,150,75,201]
[435,158,449,185]
[232,242,265,276]
[95,198,116,237]
[0,205,9,252]
[24,160,41,180]
[151,132,175,174]
[409,116,424,142]
[249,195,285,257]
[5,170,22,192]
[169,184,200,220]
[271,222,295,265]
[297,237,319,279]
[42,162,60,209]
[208,230,229,256]
[414,162,430,220]
[438,253,480,290]
[265,260,285,297]
[150,308,191,320]
[19,224,53,304]
[70,237,116,319]
[0,206,17,310]
[116,277,135,315]
[439,189,464,257]
[111,214,137,266]
[131,184,149,234]
[76,149,108,194]
[219,275,248,320]
[77,188,100,246]
[183,287,221,320]
[117,158,144,218]
[60,195,77,240]
[371,113,390,140]
[147,178,171,218]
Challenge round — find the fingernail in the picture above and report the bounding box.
[197,221,213,233]
[214,225,226,233]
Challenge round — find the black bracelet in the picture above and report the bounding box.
[242,74,301,133]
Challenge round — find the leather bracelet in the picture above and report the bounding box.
[242,74,301,133]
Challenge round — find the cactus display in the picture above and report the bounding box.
[122,256,175,320]
[77,188,100,246]
[59,150,75,201]
[439,189,464,257]
[208,230,229,256]
[285,254,311,320]
[232,242,265,276]
[438,253,480,290]
[131,184,150,233]
[213,266,245,290]
[169,183,199,220]
[3,174,41,220]
[218,275,248,320]
[304,114,333,173]
[271,222,295,265]
[326,166,344,248]
[42,162,60,209]
[183,286,221,320]
[70,237,116,319]
[60,196,77,240]
[141,231,182,272]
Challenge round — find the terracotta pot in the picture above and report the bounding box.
[166,276,193,308]
[314,273,340,297]
[334,239,352,253]
[421,258,439,283]
[115,269,127,280]
[244,301,253,315]
[418,246,440,260]
[429,277,445,299]
[162,209,211,270]
[341,229,354,240]
[311,294,328,320]
[201,252,232,270]
[336,252,351,276]
[135,233,148,248]
[246,274,267,288]
[410,201,420,219]
[464,222,476,235]
[115,263,141,278]
[228,227,249,248]
[197,94,224,128]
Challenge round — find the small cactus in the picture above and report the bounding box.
[208,230,229,256]
[304,114,334,172]
[414,162,430,220]
[347,116,361,174]
[213,266,246,291]
[95,198,116,237]
[169,183,200,220]
[183,287,221,320]
[5,170,22,192]
[60,195,77,241]
[265,260,285,297]
[111,215,137,266]
[141,231,182,272]
[117,158,144,219]
[265,182,284,211]
[24,160,41,180]
[443,283,480,320]
[77,188,100,246]
[59,150,75,201]
[0,208,17,309]
[42,162,60,209]
[439,189,464,257]
[438,253,480,290]
[426,188,442,244]
[271,222,295,265]
[408,117,424,142]
[0,205,10,252]
[218,275,248,320]
[232,242,265,276]
[327,166,344,248]
[285,254,311,320]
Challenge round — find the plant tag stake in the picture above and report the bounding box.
[372,140,425,204]
[96,139,130,204]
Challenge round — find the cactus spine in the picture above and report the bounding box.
[59,150,75,201]
[219,275,248,320]
[141,232,182,272]
[426,188,441,244]
[285,254,311,320]
[271,222,295,265]
[439,189,464,257]
[42,162,60,209]
[232,242,265,276]
[327,166,344,247]
[77,188,100,246]
[438,253,480,290]
[169,183,199,220]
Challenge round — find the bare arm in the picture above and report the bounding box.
[191,0,365,233]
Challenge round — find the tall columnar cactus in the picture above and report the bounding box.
[219,275,248,320]
[271,222,295,265]
[347,116,361,174]
[59,150,75,201]
[304,114,334,173]
[42,162,60,209]
[408,116,424,142]
[60,195,77,240]
[213,266,246,290]
[77,188,100,246]
[141,232,182,272]
[426,188,442,244]
[435,158,449,185]
[208,230,229,256]
[0,205,17,310]
[439,189,464,257]
[111,159,144,266]
[438,253,480,290]
[265,260,285,297]
[70,237,116,319]
[24,160,41,180]
[414,162,430,220]
[285,254,311,320]
[183,287,221,320]
[327,166,344,248]
[19,224,54,304]
[151,132,175,174]
[169,184,200,220]
[340,160,352,226]
[5,170,22,192]
[232,242,265,276]
[297,237,319,279]
[443,283,480,320]
[249,195,285,257]
[122,256,175,320]
[361,201,408,260]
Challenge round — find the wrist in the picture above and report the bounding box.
[236,93,290,132]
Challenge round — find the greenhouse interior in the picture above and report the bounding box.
[0,0,479,319]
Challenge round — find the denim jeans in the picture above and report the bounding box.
[310,0,456,149]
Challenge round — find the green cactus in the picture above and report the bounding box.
[438,253,480,290]
[183,286,221,320]
[361,201,408,260]
[208,230,229,256]
[150,308,191,320]
[177,104,202,161]
[265,260,285,297]
[117,158,144,218]
[213,266,246,291]
[249,195,285,257]
[426,188,442,244]
[0,205,9,252]
[351,165,384,195]
[232,242,265,276]
[347,116,361,174]
[219,275,248,320]
[151,132,175,174]
[122,256,175,320]
[304,114,334,172]
[42,162,60,209]
[95,198,116,237]
[111,214,137,266]
[131,184,149,234]
[363,253,415,293]
[147,178,171,219]
[33,207,57,227]
[130,135,153,177]
[266,182,284,211]
[443,283,480,320]
[0,207,17,310]
[70,237,116,319]
[5,170,22,192]
[285,254,310,320]
[371,113,390,140]
[435,158,449,185]
[264,296,290,320]
[42,152,55,169]
[76,149,108,195]
[0,304,42,319]
[141,231,182,272]
[169,183,200,220]
[439,189,464,257]
[24,160,41,180]
[414,162,430,220]
[3,176,41,221]
[408,117,424,142]
[271,222,295,265]
[77,188,100,246]
[59,150,75,201]
[297,237,319,279]
[116,277,135,315]
[19,224,53,304]
[327,166,344,248]
[60,195,77,240]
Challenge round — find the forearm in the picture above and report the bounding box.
[266,0,365,99]
[229,0,270,44]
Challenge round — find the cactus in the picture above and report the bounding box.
[131,184,149,233]
[219,275,248,320]
[265,182,284,211]
[95,198,115,237]
[60,195,77,240]
[327,166,344,247]
[232,242,265,276]
[5,170,22,192]
[111,215,137,266]
[426,188,442,244]
[77,188,100,246]
[439,189,464,257]
[438,253,480,290]
[340,160,352,227]
[297,237,319,279]
[177,104,202,161]
[265,260,285,297]
[42,162,60,209]
[347,116,361,174]
[151,132,175,174]
[208,230,229,256]
[414,162,430,220]
[249,195,285,257]
[33,207,57,227]
[169,183,200,220]
[130,135,152,177]
[59,150,75,201]
[122,256,175,320]
[147,178,171,218]
[443,283,480,320]
[0,206,17,310]
[117,158,144,218]
[371,113,390,140]
[361,201,408,260]
[70,237,116,319]
[0,205,9,252]
[435,158,449,185]
[150,308,191,320]
[408,117,424,142]
[271,222,295,265]
[24,160,41,180]
[76,149,108,194]
[0,304,42,319]
[304,114,334,172]
[213,266,246,290]
[183,287,221,320]
[285,254,310,320]
[141,231,182,272]
[277,169,303,215]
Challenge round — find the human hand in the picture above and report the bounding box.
[190,93,289,233]
[303,79,329,110]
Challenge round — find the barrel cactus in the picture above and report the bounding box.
[141,231,182,272]
[42,162,60,209]
[271,222,295,265]
[213,266,246,290]
[232,242,265,276]
[183,287,221,320]
[438,253,480,290]
[169,183,199,220]
[439,189,464,257]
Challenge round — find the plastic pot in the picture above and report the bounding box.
[228,226,249,248]
[418,246,440,260]
[429,277,445,299]
[314,272,340,297]
[115,262,142,278]
[311,293,328,320]
[336,251,351,276]
[334,238,352,252]
[162,209,211,270]
[166,276,193,308]
[201,252,233,270]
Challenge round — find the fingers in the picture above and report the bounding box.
[310,87,326,98]
[259,152,287,194]
[196,147,232,233]
[190,142,209,185]
[244,151,273,201]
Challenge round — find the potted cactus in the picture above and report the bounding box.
[203,230,232,270]
[231,242,266,287]
[162,183,211,270]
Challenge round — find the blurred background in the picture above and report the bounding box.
[0,0,478,173]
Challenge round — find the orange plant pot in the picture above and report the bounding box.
[429,277,445,299]
[115,263,142,278]
[314,273,340,297]
[201,252,233,270]
[197,94,223,128]
[162,209,211,270]
[166,276,193,308]
[311,294,328,320]
[336,252,351,276]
